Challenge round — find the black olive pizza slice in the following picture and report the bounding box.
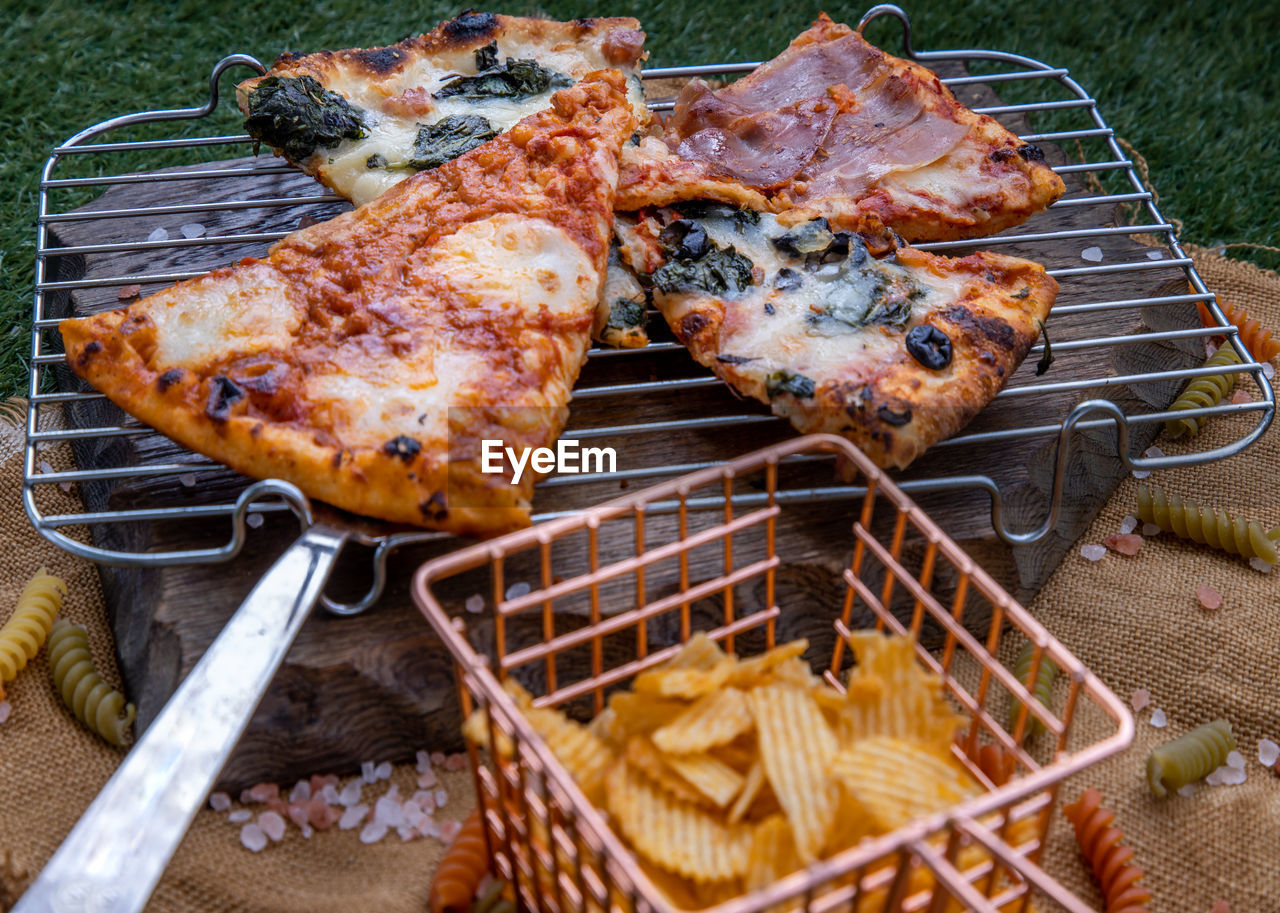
[618,204,1058,469]
[238,11,650,207]
[61,74,638,536]
[617,14,1064,244]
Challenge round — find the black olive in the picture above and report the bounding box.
[1017,144,1045,161]
[876,404,912,426]
[658,220,710,260]
[774,267,802,291]
[205,376,245,422]
[905,324,952,370]
[383,435,422,461]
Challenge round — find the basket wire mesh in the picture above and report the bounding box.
[411,433,1134,913]
[24,4,1273,584]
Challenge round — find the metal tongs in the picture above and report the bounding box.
[14,481,439,913]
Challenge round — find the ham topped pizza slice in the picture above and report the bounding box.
[61,73,638,536]
[618,13,1065,243]
[618,204,1058,469]
[238,11,650,207]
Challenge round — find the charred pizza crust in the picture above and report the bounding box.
[238,11,649,207]
[620,206,1057,469]
[617,14,1064,243]
[62,73,638,535]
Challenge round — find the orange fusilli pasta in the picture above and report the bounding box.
[1062,789,1150,913]
[430,807,490,913]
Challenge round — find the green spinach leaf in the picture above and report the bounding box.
[245,75,368,161]
[407,115,499,170]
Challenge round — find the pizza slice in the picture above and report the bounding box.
[617,13,1065,243]
[61,73,638,536]
[238,11,650,207]
[618,203,1058,469]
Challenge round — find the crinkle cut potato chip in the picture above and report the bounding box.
[653,686,754,754]
[829,736,979,831]
[746,683,839,862]
[458,631,1022,911]
[839,630,966,755]
[606,760,754,883]
[634,633,735,699]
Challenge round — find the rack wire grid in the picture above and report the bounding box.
[24,4,1274,581]
[412,433,1134,913]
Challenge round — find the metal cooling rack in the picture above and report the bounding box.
[25,4,1274,583]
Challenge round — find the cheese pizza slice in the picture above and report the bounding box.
[61,73,638,536]
[618,204,1058,469]
[618,13,1065,243]
[238,11,649,207]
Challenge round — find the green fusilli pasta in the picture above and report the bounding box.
[1164,345,1240,440]
[1007,640,1057,739]
[47,619,136,746]
[1137,482,1280,563]
[1147,719,1235,797]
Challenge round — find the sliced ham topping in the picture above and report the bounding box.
[663,31,969,201]
[674,96,837,188]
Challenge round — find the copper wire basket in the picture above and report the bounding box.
[412,434,1133,913]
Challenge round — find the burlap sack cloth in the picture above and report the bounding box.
[2,247,1277,911]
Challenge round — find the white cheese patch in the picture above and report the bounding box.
[428,214,598,319]
[146,267,303,369]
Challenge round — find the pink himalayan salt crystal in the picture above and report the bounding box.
[339,804,369,830]
[402,800,429,830]
[417,768,438,789]
[421,819,441,840]
[209,792,231,812]
[374,795,405,828]
[258,811,286,842]
[1142,522,1162,537]
[240,823,268,852]
[384,784,401,803]
[1103,533,1143,556]
[1080,544,1107,562]
[1258,738,1279,767]
[360,821,389,844]
[1226,750,1246,770]
[289,780,311,804]
[1249,557,1273,574]
[435,788,448,808]
[265,798,289,818]
[361,761,377,783]
[1131,689,1151,712]
[242,782,280,804]
[1231,389,1253,405]
[301,824,314,839]
[375,760,393,781]
[311,772,339,792]
[398,825,420,842]
[413,790,437,812]
[1210,902,1230,913]
[416,750,432,773]
[430,751,447,766]
[1119,515,1138,535]
[1150,708,1167,728]
[1197,585,1223,610]
[438,819,463,844]
[1176,784,1196,797]
[444,753,468,772]
[228,810,252,824]
[306,795,329,829]
[288,804,310,829]
[0,701,10,724]
[321,784,340,804]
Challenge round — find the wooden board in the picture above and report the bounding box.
[40,68,1204,789]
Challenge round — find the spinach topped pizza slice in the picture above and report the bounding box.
[61,72,638,536]
[238,11,650,207]
[617,203,1058,469]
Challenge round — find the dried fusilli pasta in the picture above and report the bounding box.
[1007,641,1057,740]
[1197,300,1280,362]
[1164,345,1240,439]
[969,742,1015,787]
[1147,719,1235,798]
[430,807,490,913]
[47,619,136,746]
[0,567,66,686]
[1137,482,1280,564]
[1062,789,1151,913]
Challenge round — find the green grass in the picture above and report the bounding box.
[2,0,1277,399]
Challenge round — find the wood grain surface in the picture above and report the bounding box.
[40,67,1201,789]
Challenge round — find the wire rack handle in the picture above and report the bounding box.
[856,4,916,58]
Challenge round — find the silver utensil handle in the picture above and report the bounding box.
[15,524,347,913]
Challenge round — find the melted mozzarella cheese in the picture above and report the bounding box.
[429,214,599,319]
[689,211,971,384]
[146,266,303,369]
